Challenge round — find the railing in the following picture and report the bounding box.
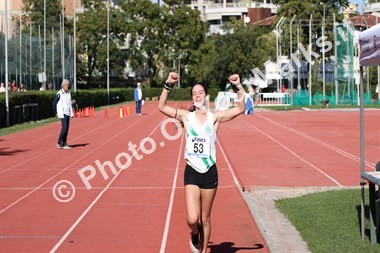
[208,24,224,34]
[255,93,290,106]
[215,92,291,111]
[364,2,380,13]
[190,0,278,10]
[13,103,39,124]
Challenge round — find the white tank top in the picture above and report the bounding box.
[184,111,216,173]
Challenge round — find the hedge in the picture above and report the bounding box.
[0,87,220,128]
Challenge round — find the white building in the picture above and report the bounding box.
[363,1,380,16]
[184,0,278,34]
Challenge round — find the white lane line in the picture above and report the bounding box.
[0,185,234,191]
[0,118,119,175]
[159,133,184,253]
[217,139,241,188]
[0,235,61,239]
[1,102,149,174]
[244,119,343,187]
[50,117,165,253]
[257,114,376,169]
[0,116,151,214]
[2,116,93,149]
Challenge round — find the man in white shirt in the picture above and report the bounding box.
[52,79,74,149]
[134,82,143,115]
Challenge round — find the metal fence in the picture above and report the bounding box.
[0,24,74,91]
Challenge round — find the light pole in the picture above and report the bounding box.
[30,21,32,88]
[5,0,9,126]
[276,17,285,92]
[378,14,380,102]
[290,15,296,105]
[107,0,110,105]
[177,53,182,88]
[74,0,77,92]
[322,3,326,99]
[333,13,338,104]
[44,0,46,88]
[61,0,65,80]
[19,11,22,86]
[309,14,313,105]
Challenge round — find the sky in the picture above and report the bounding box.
[350,0,364,14]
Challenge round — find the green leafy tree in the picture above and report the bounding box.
[187,39,216,87]
[5,0,75,88]
[77,0,124,86]
[160,3,207,87]
[273,0,349,21]
[272,0,349,55]
[273,0,350,87]
[117,0,206,87]
[210,21,274,89]
[119,0,165,86]
[21,0,72,35]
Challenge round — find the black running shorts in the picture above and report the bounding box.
[184,163,218,189]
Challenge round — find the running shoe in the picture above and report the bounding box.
[189,223,201,253]
[63,144,72,149]
[57,144,63,149]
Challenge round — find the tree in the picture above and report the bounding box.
[272,0,349,57]
[8,0,75,88]
[187,38,216,87]
[118,0,206,86]
[77,0,124,86]
[119,0,165,86]
[209,21,274,89]
[272,0,350,89]
[21,0,71,35]
[164,4,207,87]
[273,0,349,21]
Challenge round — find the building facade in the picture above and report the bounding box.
[184,0,278,34]
[0,0,84,37]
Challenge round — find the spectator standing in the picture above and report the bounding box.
[0,83,5,92]
[52,79,74,149]
[134,82,143,115]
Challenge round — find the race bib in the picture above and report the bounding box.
[186,135,211,158]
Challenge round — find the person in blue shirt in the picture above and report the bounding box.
[134,83,143,115]
[245,93,254,115]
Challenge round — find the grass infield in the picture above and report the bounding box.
[276,189,380,253]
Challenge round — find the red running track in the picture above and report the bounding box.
[221,109,380,189]
[1,103,379,252]
[0,102,267,253]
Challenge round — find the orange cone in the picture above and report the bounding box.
[85,107,89,117]
[104,107,108,119]
[90,106,95,118]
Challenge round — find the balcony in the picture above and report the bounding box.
[363,2,380,14]
[190,1,278,14]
